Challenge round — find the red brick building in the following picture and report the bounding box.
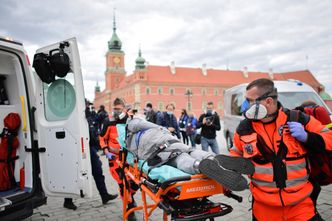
[94,19,330,117]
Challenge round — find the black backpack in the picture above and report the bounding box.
[33,42,70,84]
[290,109,332,186]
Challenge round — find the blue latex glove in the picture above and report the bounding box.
[106,152,116,160]
[287,121,308,142]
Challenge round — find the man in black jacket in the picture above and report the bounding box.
[197,101,221,154]
[145,103,157,123]
[97,105,109,132]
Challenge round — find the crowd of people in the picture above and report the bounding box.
[66,78,332,221]
[144,101,221,151]
[69,99,222,219]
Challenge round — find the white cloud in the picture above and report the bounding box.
[1,0,332,100]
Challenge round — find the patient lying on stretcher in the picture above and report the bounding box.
[126,118,254,191]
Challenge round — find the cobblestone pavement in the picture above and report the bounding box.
[25,130,332,221]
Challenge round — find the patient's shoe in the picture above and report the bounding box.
[214,154,255,175]
[199,158,248,191]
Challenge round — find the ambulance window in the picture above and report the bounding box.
[278,92,326,110]
[231,93,244,116]
[43,74,76,121]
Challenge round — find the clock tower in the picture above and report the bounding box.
[105,13,125,90]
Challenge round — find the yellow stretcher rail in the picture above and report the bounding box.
[20,96,27,131]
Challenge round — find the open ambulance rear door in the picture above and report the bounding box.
[34,37,92,198]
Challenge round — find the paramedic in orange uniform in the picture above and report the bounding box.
[230,78,332,221]
[99,98,138,221]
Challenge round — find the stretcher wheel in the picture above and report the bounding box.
[169,198,232,221]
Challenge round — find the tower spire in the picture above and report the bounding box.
[135,45,146,70]
[95,81,100,93]
[138,44,142,57]
[113,8,116,32]
[108,8,122,51]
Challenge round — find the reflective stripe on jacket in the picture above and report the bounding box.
[231,107,332,206]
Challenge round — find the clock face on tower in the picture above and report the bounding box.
[113,56,120,64]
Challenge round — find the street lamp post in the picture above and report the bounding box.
[185,89,193,110]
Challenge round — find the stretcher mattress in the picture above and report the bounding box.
[126,152,190,182]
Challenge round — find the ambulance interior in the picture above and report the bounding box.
[0,51,33,199]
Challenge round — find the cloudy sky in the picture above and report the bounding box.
[1,0,331,101]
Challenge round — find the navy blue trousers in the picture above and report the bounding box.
[90,145,108,196]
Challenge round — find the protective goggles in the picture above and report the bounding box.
[241,89,277,113]
[245,89,277,104]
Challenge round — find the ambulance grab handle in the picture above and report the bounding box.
[56,131,66,139]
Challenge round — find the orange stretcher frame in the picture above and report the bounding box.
[117,151,237,221]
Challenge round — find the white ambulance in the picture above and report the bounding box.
[223,80,332,151]
[0,37,92,220]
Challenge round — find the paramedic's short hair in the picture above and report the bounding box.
[246,78,277,98]
[146,103,153,108]
[207,101,214,106]
[113,98,125,107]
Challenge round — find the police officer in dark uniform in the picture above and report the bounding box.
[86,101,118,204]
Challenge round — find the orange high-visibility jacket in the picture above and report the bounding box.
[231,106,332,207]
[99,119,122,158]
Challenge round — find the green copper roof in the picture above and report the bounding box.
[135,48,146,69]
[108,12,122,50]
[320,91,332,101]
[95,81,100,92]
[108,33,122,50]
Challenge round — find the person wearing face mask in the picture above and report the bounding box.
[144,103,157,123]
[197,101,221,154]
[156,103,181,139]
[230,78,332,221]
[99,98,138,221]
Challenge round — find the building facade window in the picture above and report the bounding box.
[214,88,218,96]
[158,102,164,111]
[146,87,151,95]
[202,101,207,110]
[218,101,223,110]
[201,88,207,96]
[169,88,174,95]
[185,88,191,93]
[158,87,163,95]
